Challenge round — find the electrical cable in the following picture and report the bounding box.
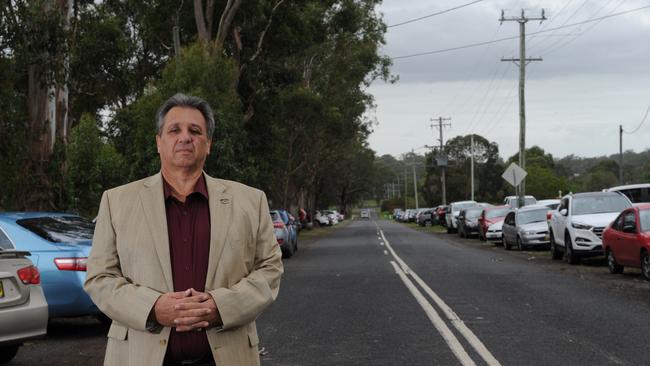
[624,103,650,135]
[390,5,650,60]
[387,0,484,28]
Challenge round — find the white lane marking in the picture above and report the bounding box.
[380,228,502,366]
[390,261,477,366]
[379,241,384,246]
[384,250,388,255]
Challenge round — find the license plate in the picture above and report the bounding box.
[0,281,4,298]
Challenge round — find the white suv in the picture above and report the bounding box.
[548,192,632,264]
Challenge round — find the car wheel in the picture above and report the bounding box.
[550,231,562,260]
[0,344,20,363]
[565,233,579,265]
[447,225,453,234]
[606,249,623,274]
[504,236,511,250]
[283,242,294,259]
[641,251,650,281]
[517,236,524,251]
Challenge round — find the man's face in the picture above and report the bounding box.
[156,106,211,172]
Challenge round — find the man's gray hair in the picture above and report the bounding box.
[156,93,215,138]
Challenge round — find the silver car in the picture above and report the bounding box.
[0,249,49,363]
[502,206,551,251]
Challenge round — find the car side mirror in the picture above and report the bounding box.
[559,209,568,216]
[623,224,636,234]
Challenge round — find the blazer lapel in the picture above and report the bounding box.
[205,174,233,289]
[139,173,174,292]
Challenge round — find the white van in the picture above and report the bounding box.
[606,183,650,204]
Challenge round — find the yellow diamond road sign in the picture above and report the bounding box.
[502,162,527,187]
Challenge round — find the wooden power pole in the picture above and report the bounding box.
[431,117,451,205]
[500,9,546,207]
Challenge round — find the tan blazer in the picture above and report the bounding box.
[84,173,283,366]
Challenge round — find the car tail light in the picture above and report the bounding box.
[54,257,88,271]
[547,212,552,221]
[273,221,285,230]
[17,265,41,285]
[276,238,284,245]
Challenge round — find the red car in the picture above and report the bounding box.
[478,205,511,241]
[602,204,650,281]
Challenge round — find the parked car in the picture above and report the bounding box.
[502,205,551,251]
[445,201,479,233]
[549,192,633,264]
[478,205,510,241]
[606,183,650,204]
[417,208,434,227]
[435,205,447,226]
[602,204,650,280]
[0,212,99,319]
[0,249,49,364]
[457,208,483,238]
[270,210,297,258]
[323,210,340,225]
[503,195,537,208]
[314,211,331,226]
[486,220,505,244]
[392,209,402,220]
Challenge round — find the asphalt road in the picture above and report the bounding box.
[257,217,650,366]
[8,216,650,365]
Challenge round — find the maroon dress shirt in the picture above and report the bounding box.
[163,175,212,362]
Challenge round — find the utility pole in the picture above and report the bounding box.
[431,117,451,205]
[470,134,475,201]
[619,124,623,184]
[500,9,546,207]
[403,160,409,211]
[412,149,419,209]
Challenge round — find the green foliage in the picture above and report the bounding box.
[67,114,126,217]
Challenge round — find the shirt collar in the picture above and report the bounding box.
[162,173,209,201]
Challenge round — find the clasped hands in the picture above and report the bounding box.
[153,288,221,332]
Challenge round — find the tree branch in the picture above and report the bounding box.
[214,0,242,50]
[249,0,285,63]
[193,0,210,42]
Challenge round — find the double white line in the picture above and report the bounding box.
[377,226,501,366]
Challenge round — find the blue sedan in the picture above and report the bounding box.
[0,212,99,318]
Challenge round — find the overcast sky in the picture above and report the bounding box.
[367,0,650,161]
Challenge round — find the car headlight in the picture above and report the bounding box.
[572,222,593,230]
[524,230,536,236]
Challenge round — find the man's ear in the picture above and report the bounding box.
[155,134,161,154]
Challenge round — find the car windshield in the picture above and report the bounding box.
[571,195,631,215]
[510,197,536,208]
[640,209,650,232]
[270,211,281,222]
[465,210,482,219]
[16,216,94,243]
[454,203,477,211]
[486,208,510,219]
[517,209,548,225]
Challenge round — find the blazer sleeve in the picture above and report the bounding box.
[209,191,284,329]
[84,191,162,331]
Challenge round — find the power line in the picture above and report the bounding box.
[387,0,484,28]
[624,103,650,135]
[390,5,650,60]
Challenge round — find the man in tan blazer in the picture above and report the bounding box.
[84,93,283,366]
